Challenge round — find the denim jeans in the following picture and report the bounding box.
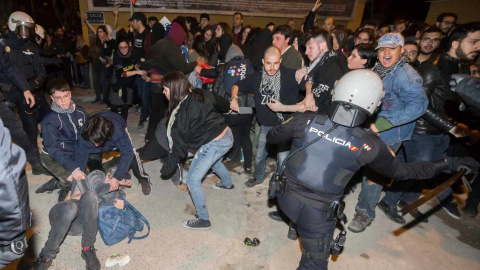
[253,125,290,184]
[78,64,90,88]
[39,191,98,260]
[187,128,233,220]
[356,141,402,219]
[135,76,151,121]
[382,133,449,206]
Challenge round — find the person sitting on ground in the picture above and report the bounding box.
[36,78,89,201]
[34,168,129,270]
[159,71,234,230]
[72,112,151,195]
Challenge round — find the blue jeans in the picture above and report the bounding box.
[356,141,402,219]
[382,133,450,206]
[187,128,233,220]
[135,76,151,121]
[79,64,90,88]
[253,125,290,184]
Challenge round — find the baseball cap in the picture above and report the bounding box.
[128,12,147,22]
[375,33,404,50]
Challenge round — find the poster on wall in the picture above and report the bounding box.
[88,0,358,20]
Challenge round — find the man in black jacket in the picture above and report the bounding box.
[230,46,302,188]
[0,118,30,268]
[379,22,480,221]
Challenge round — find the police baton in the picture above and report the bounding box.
[400,168,466,216]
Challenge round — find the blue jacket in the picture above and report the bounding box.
[75,112,134,180]
[378,62,428,146]
[41,106,88,172]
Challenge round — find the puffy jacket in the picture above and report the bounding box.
[75,112,134,180]
[0,119,30,244]
[41,106,88,172]
[160,90,227,176]
[377,62,428,146]
[413,53,464,135]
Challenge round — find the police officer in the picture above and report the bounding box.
[266,70,479,269]
[0,24,47,175]
[0,118,30,268]
[0,11,47,160]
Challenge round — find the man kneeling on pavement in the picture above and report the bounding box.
[34,169,130,270]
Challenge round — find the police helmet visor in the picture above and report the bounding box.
[15,23,35,40]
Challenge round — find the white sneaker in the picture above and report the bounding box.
[105,253,131,267]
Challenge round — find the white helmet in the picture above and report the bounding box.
[8,11,35,40]
[35,24,45,40]
[329,70,384,127]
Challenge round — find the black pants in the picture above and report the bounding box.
[60,57,73,87]
[146,83,168,142]
[39,191,98,260]
[0,102,41,166]
[278,193,335,270]
[100,149,150,184]
[223,114,253,169]
[137,136,168,162]
[111,105,129,120]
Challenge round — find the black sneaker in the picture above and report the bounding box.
[81,247,101,270]
[36,178,60,194]
[244,167,252,174]
[183,218,211,230]
[140,181,152,195]
[268,211,284,222]
[212,183,234,190]
[441,201,461,219]
[463,202,479,218]
[33,257,52,270]
[378,200,406,224]
[244,178,260,188]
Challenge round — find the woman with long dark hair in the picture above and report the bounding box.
[160,71,233,230]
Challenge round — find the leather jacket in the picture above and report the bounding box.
[413,54,461,135]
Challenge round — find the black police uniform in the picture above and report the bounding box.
[0,31,46,152]
[0,41,45,171]
[267,112,448,269]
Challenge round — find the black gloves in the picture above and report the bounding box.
[446,157,480,175]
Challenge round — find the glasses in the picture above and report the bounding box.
[421,37,441,44]
[441,20,455,26]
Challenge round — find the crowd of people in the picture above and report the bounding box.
[1,0,480,269]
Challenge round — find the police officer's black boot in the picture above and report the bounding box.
[35,178,60,194]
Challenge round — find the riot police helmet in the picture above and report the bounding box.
[329,69,384,127]
[8,11,35,40]
[35,24,45,42]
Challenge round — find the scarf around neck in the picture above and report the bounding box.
[372,56,407,79]
[260,68,284,122]
[51,100,76,114]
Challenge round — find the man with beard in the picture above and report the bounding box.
[348,33,428,233]
[296,28,348,115]
[417,27,443,64]
[230,47,302,188]
[436,13,458,51]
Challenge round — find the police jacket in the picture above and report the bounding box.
[75,112,134,180]
[0,32,46,91]
[413,54,460,135]
[0,119,30,244]
[41,105,88,173]
[0,43,30,94]
[266,112,448,203]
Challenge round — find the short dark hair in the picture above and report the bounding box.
[233,12,243,19]
[82,114,114,146]
[47,78,70,95]
[272,25,293,42]
[448,22,480,49]
[361,19,379,29]
[436,13,458,23]
[200,13,210,21]
[304,28,332,50]
[353,44,377,69]
[148,16,158,23]
[404,41,420,50]
[266,22,275,29]
[355,28,375,42]
[421,26,442,38]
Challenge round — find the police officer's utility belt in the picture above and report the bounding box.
[0,236,27,255]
